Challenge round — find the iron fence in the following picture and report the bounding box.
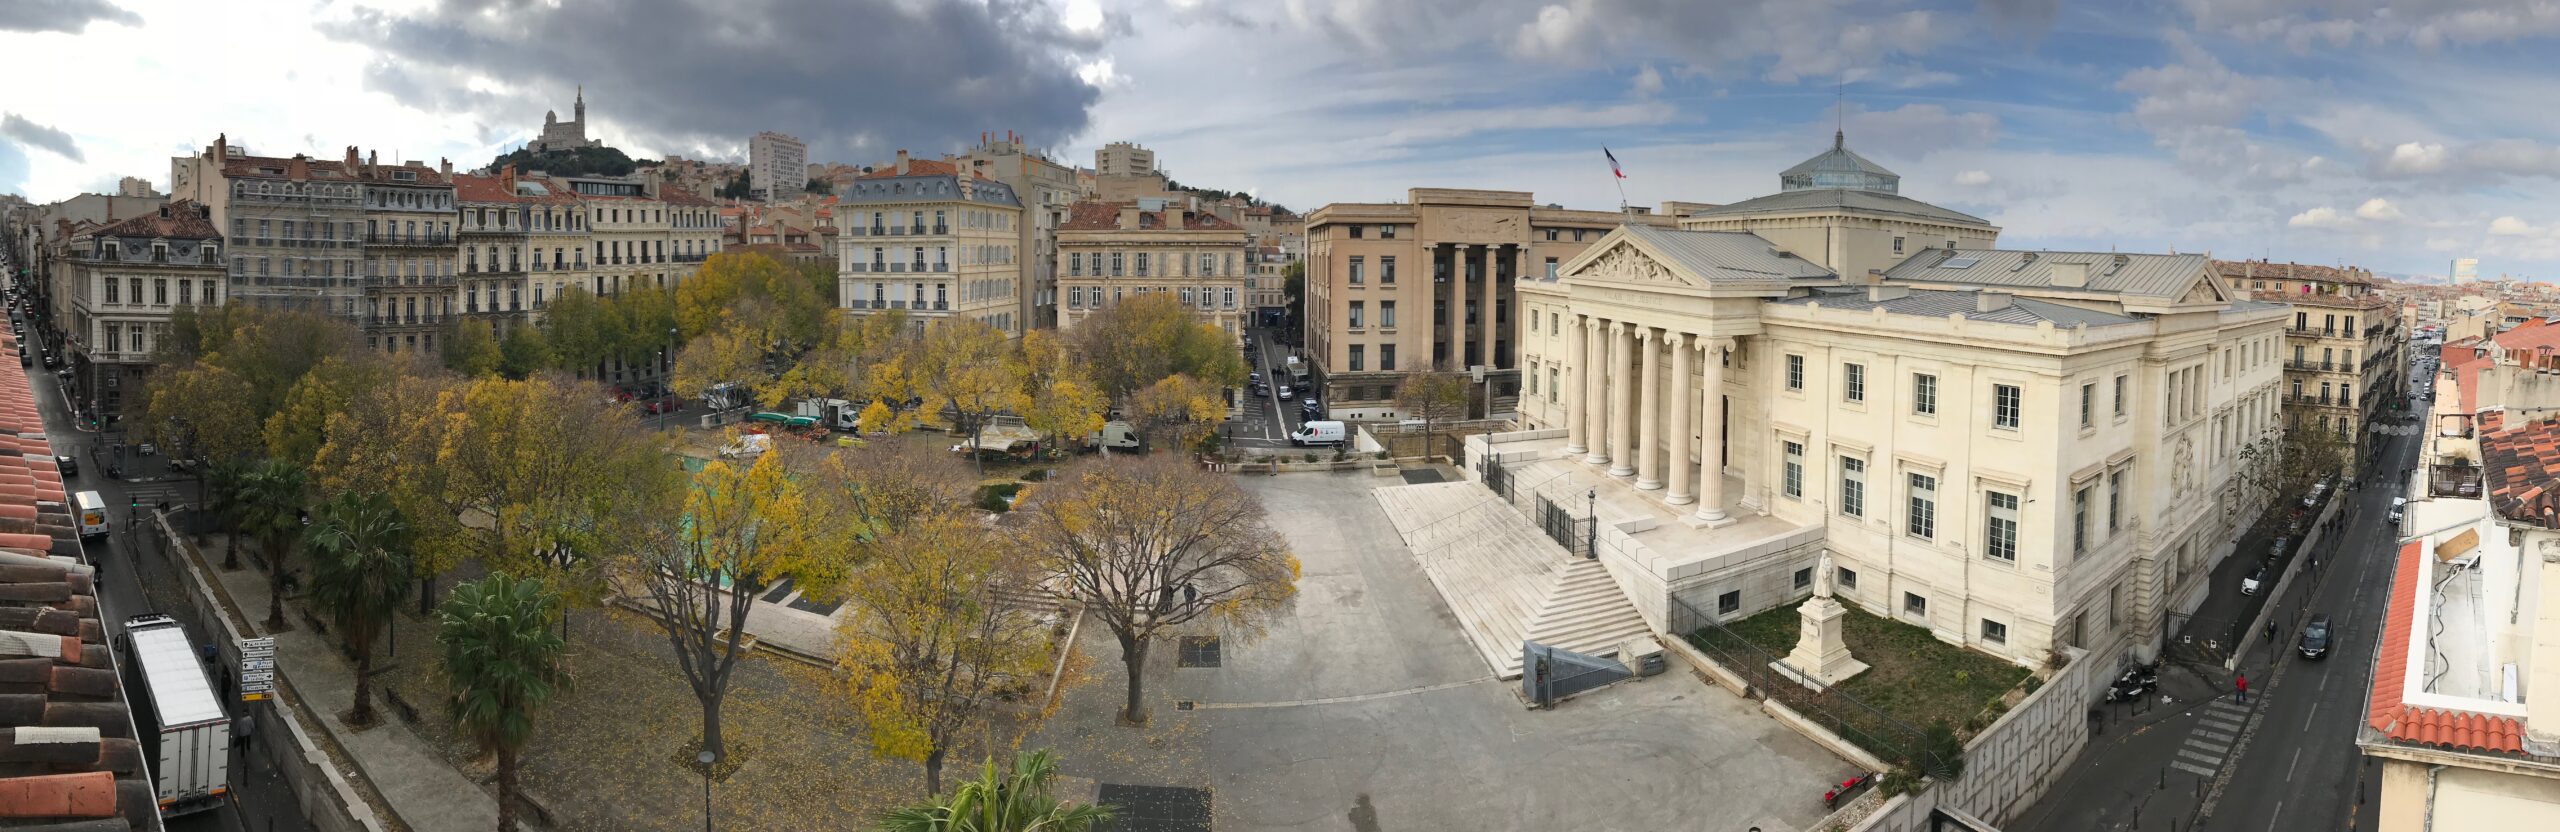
[1534,493,1590,558]
[1668,592,1933,769]
[1480,452,1514,501]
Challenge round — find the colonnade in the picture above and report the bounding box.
[1560,315,1733,523]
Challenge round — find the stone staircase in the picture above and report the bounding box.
[1376,482,1652,680]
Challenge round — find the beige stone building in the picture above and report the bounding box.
[1303,189,1689,421]
[2216,259,2406,469]
[955,135,1080,329]
[167,135,367,318]
[354,154,457,355]
[1469,136,2287,667]
[836,162,1026,334]
[1095,141,1156,177]
[60,202,225,422]
[1056,198,1247,337]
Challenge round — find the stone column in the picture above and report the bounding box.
[1608,321,1638,478]
[1666,332,1697,505]
[1481,244,1500,371]
[1635,327,1664,491]
[1582,318,1610,466]
[1563,313,1589,455]
[1697,337,1730,523]
[1442,244,1463,371]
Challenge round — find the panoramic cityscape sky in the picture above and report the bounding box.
[7,0,2560,278]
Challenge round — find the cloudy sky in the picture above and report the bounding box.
[7,0,2560,278]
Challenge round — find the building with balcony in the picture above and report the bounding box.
[1056,198,1248,339]
[60,201,224,423]
[1304,189,1691,421]
[1247,244,1293,325]
[2219,259,2407,471]
[453,169,583,335]
[2363,417,2560,829]
[355,155,457,355]
[836,163,1025,334]
[954,135,1079,330]
[167,135,368,319]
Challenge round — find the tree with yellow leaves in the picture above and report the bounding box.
[621,447,848,761]
[1068,293,1246,406]
[1130,373,1227,453]
[671,328,769,403]
[1016,454,1299,724]
[837,509,1051,796]
[904,318,1020,472]
[1013,330,1107,454]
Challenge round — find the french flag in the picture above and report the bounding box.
[1605,147,1626,179]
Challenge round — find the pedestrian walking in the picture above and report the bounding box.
[233,712,253,751]
[2235,673,2250,704]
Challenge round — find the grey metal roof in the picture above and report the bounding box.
[1879,248,2212,300]
[1773,288,2145,327]
[837,174,1020,208]
[1781,132,1900,193]
[1619,225,1836,282]
[1687,187,1990,227]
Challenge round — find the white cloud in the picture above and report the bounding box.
[2380,142,2448,175]
[2490,215,2538,237]
[2186,1,2560,50]
[2354,197,2402,221]
[2289,206,2346,228]
[1954,169,1992,186]
[1632,63,1663,97]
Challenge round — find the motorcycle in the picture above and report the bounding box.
[2104,663,2159,703]
[1823,772,1877,809]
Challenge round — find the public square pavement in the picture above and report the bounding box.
[1031,470,1856,831]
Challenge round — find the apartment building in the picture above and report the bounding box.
[453,169,586,334]
[1304,189,1684,421]
[1474,134,2286,666]
[168,135,368,319]
[354,156,457,355]
[837,161,1026,334]
[1247,244,1292,325]
[2363,416,2560,829]
[60,201,224,423]
[2219,259,2406,470]
[955,134,1078,329]
[1095,141,1156,177]
[552,173,720,302]
[749,131,807,202]
[1056,198,1248,337]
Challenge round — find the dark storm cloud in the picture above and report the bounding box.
[324,0,1103,160]
[0,114,83,162]
[0,0,141,34]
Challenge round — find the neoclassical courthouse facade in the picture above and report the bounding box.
[1489,135,2288,664]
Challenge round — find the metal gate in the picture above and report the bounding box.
[1535,494,1590,558]
[1522,642,1630,708]
[1481,454,1513,502]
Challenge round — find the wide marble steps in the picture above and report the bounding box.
[1375,482,1652,680]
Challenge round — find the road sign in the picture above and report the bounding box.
[238,636,276,702]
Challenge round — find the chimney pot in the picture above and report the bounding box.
[2051,261,2089,288]
[1976,292,2014,313]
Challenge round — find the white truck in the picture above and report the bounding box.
[793,397,862,430]
[123,615,230,817]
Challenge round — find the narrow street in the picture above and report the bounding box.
[26,361,313,831]
[2015,369,2426,832]
[1229,325,1307,449]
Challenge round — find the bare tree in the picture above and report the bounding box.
[1395,364,1472,462]
[1017,455,1298,723]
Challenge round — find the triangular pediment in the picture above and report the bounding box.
[2178,273,2230,305]
[1561,236,1706,290]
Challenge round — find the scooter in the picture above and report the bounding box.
[2104,664,2159,703]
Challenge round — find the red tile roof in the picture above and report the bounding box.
[2212,258,2377,287]
[2482,416,2560,526]
[1058,200,1242,232]
[84,201,219,241]
[859,159,958,179]
[0,328,155,828]
[2366,539,2530,756]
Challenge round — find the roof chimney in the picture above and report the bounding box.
[1118,203,1142,231]
[1866,284,1907,302]
[895,150,910,176]
[1976,292,2014,313]
[2050,261,2089,288]
[441,157,452,178]
[346,146,360,171]
[1170,208,1187,230]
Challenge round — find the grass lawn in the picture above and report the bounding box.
[1718,600,2032,749]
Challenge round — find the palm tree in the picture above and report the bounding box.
[305,491,414,728]
[877,749,1110,832]
[205,459,253,570]
[237,459,310,631]
[438,574,567,832]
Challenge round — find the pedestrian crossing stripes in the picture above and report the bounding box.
[2170,697,2254,780]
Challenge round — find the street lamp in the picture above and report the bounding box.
[696,749,717,832]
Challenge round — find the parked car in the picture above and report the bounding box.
[2241,564,2268,596]
[2268,536,2293,560]
[1289,420,1347,446]
[2388,497,2407,525]
[54,454,76,478]
[2298,614,2332,660]
[1278,386,1295,401]
[1300,397,1322,417]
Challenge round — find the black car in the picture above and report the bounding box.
[2298,614,2332,659]
[54,455,75,478]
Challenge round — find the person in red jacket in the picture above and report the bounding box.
[2236,672,2250,704]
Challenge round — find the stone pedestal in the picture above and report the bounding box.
[1775,595,1867,688]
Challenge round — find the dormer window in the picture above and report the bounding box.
[394,170,418,182]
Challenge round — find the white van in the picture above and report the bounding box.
[1086,420,1142,450]
[1290,420,1347,446]
[74,490,107,539]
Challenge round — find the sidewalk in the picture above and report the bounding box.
[191,536,506,832]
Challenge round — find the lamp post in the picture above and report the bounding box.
[697,749,717,832]
[1585,488,1598,560]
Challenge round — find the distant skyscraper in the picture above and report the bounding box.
[2452,257,2479,284]
[749,132,807,202]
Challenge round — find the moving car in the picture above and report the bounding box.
[54,454,76,478]
[2298,614,2332,659]
[2388,497,2407,525]
[1278,386,1295,401]
[1289,420,1347,446]
[2241,565,2268,596]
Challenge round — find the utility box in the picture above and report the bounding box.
[1620,636,1667,678]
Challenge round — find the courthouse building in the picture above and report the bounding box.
[1454,133,2288,667]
